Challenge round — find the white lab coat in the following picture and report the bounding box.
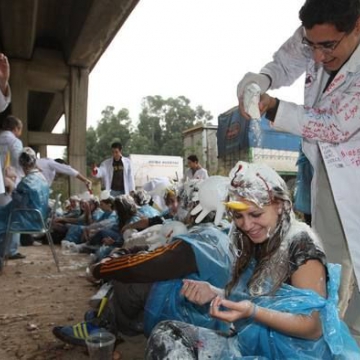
[0,88,11,196]
[93,156,135,195]
[36,158,79,186]
[260,27,360,327]
[185,167,209,181]
[0,88,10,113]
[0,130,23,192]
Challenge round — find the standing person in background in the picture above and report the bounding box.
[236,0,360,343]
[0,116,23,204]
[185,155,208,181]
[294,147,313,226]
[36,157,92,189]
[92,142,135,197]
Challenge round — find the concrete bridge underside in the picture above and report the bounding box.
[0,0,139,194]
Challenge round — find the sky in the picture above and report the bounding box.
[49,0,306,156]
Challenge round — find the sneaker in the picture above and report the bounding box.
[52,321,101,347]
[84,309,97,322]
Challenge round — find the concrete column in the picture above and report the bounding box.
[67,67,89,195]
[38,145,47,158]
[9,60,29,145]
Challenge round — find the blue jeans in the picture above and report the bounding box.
[0,233,20,257]
[110,190,125,197]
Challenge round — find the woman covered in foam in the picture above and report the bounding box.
[145,161,360,359]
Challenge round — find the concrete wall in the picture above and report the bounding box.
[183,125,218,175]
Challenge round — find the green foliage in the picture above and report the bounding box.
[132,95,213,156]
[86,96,213,162]
[86,106,132,166]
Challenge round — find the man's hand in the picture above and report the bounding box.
[237,72,270,99]
[0,53,10,96]
[91,164,98,176]
[259,93,277,115]
[237,72,271,119]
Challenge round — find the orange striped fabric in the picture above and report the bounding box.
[100,240,183,275]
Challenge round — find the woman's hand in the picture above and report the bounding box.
[180,280,218,305]
[209,297,253,323]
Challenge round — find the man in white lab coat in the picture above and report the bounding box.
[237,0,360,342]
[92,142,135,196]
[36,157,91,188]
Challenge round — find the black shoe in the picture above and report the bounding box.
[8,253,26,260]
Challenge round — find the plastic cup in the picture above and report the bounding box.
[85,330,116,360]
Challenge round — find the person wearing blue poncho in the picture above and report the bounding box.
[132,189,160,218]
[145,161,360,360]
[0,147,49,266]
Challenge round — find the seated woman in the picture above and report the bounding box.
[145,161,360,359]
[62,193,118,252]
[59,197,104,244]
[0,147,49,265]
[132,189,160,218]
[89,194,142,261]
[121,187,181,234]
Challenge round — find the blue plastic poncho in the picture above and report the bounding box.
[144,224,235,336]
[138,204,160,218]
[222,262,360,359]
[0,169,49,233]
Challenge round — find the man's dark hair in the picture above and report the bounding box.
[55,158,67,165]
[2,115,22,131]
[111,142,123,151]
[187,155,198,163]
[299,0,360,33]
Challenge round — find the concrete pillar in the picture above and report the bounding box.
[67,67,88,195]
[38,145,47,158]
[9,60,29,145]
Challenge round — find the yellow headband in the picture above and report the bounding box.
[223,201,249,211]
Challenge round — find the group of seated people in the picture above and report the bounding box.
[0,147,359,358]
[47,161,360,359]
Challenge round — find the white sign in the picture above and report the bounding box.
[130,154,183,187]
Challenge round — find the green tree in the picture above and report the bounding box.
[86,106,132,167]
[135,95,213,156]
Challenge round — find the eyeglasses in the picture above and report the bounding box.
[301,33,347,54]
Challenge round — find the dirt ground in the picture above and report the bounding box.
[0,244,147,360]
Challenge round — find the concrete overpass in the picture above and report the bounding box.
[0,0,139,193]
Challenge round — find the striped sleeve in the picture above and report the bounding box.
[93,240,197,282]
